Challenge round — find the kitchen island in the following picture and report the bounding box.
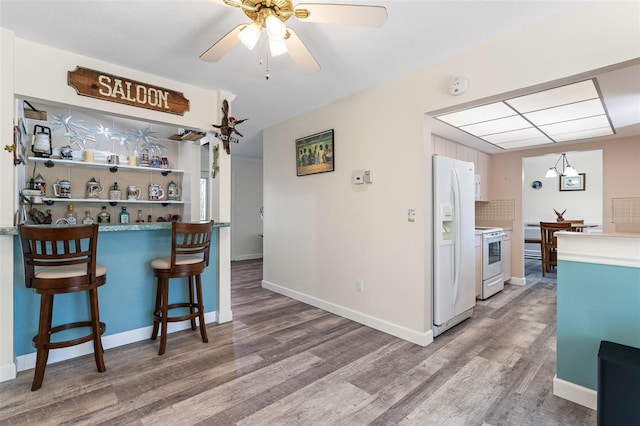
[554,231,640,409]
[6,222,229,371]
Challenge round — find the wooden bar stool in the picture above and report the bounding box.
[150,221,214,355]
[18,224,107,391]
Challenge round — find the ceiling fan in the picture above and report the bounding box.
[200,0,388,74]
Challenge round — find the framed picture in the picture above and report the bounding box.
[296,129,334,176]
[559,173,586,191]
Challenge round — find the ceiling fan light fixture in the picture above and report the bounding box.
[265,15,286,40]
[238,23,261,50]
[269,37,288,57]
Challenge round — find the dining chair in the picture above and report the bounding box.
[540,221,573,276]
[18,224,107,390]
[562,219,585,232]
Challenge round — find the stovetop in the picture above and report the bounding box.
[475,226,503,233]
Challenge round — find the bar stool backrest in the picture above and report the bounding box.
[170,221,214,271]
[19,224,101,293]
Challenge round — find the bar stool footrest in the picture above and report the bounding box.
[33,321,106,350]
[154,302,201,323]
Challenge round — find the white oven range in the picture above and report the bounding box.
[476,227,506,299]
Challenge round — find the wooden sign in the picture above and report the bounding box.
[68,66,190,116]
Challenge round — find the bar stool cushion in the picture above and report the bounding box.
[35,264,108,279]
[151,255,203,270]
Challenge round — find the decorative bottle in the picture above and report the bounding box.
[119,206,130,224]
[65,204,77,224]
[136,209,144,223]
[82,210,94,224]
[97,206,111,223]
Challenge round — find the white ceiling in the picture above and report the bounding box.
[1,0,638,159]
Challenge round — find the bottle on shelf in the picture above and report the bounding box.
[65,204,77,225]
[119,206,130,224]
[136,209,144,223]
[82,210,94,224]
[97,206,111,223]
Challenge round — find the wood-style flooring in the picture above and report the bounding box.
[0,258,596,425]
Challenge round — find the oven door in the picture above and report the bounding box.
[483,234,504,280]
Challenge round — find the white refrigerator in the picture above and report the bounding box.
[432,155,476,337]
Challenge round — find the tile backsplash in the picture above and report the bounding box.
[611,197,640,224]
[475,199,516,222]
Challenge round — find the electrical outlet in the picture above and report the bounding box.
[355,279,364,292]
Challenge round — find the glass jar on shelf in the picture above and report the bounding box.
[97,206,111,223]
[82,210,94,224]
[119,206,130,224]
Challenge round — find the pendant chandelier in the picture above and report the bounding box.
[545,153,579,178]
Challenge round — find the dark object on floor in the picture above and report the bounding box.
[597,340,640,425]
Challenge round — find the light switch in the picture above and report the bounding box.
[364,170,373,184]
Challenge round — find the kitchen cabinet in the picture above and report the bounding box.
[432,135,457,159]
[476,151,490,202]
[475,233,482,298]
[503,230,512,283]
[432,135,491,202]
[456,144,477,169]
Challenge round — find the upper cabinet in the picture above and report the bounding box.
[432,135,491,202]
[476,151,491,202]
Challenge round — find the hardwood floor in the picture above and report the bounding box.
[0,258,596,425]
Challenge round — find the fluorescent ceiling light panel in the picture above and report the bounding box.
[460,115,532,137]
[540,115,612,136]
[551,127,614,142]
[524,98,606,126]
[435,78,615,150]
[506,80,599,112]
[482,127,548,144]
[494,137,553,150]
[435,102,515,127]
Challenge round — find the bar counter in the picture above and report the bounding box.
[7,222,229,371]
[554,231,640,409]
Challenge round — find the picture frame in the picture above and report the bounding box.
[559,173,586,191]
[296,129,334,176]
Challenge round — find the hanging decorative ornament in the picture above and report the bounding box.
[212,99,247,155]
[212,144,220,178]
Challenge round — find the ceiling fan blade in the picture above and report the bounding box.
[294,3,387,27]
[200,24,246,62]
[284,28,321,74]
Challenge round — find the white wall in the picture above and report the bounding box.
[523,150,603,224]
[0,28,17,382]
[231,157,263,261]
[262,2,640,345]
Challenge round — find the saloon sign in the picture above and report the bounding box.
[68,67,190,115]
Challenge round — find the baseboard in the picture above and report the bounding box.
[232,254,263,261]
[0,362,16,383]
[262,280,433,347]
[15,311,218,373]
[553,375,597,410]
[217,309,233,323]
[507,276,526,286]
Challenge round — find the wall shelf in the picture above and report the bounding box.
[38,198,183,205]
[28,157,184,174]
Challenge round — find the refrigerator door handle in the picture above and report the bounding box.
[451,167,462,306]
